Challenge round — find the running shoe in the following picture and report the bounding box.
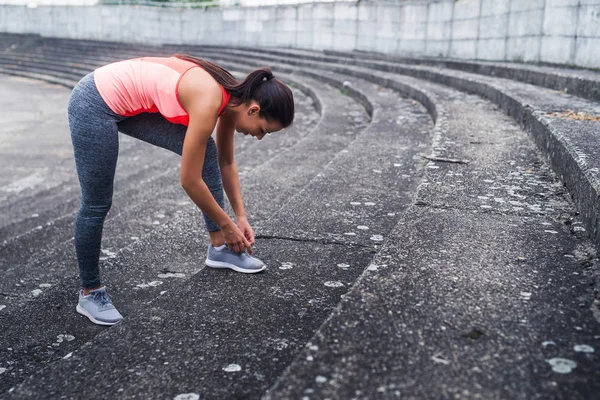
[76,286,123,326]
[205,245,266,273]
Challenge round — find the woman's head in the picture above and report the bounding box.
[231,69,294,140]
[174,54,294,138]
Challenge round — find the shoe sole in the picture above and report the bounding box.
[205,258,266,273]
[76,304,121,326]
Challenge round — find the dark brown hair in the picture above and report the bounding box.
[175,54,294,128]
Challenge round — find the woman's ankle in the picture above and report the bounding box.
[209,230,225,247]
[82,285,103,296]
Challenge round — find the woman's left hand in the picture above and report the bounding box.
[236,216,255,254]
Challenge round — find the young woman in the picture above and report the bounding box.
[68,54,294,326]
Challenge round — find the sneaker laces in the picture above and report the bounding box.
[91,290,112,308]
[223,247,250,258]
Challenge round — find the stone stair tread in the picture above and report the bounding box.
[4,241,372,399]
[261,70,432,247]
[326,49,600,81]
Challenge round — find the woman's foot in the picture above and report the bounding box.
[205,244,266,273]
[76,286,123,326]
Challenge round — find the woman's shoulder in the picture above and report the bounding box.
[178,68,223,113]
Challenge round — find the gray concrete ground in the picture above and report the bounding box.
[1,36,600,399]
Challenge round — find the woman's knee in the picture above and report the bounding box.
[78,202,112,220]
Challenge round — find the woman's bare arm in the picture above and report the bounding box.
[216,113,247,220]
[178,70,250,252]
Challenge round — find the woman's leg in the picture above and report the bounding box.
[68,74,122,290]
[116,114,225,238]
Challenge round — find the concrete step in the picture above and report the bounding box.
[0,33,159,57]
[260,69,431,247]
[4,67,433,399]
[1,159,161,241]
[0,34,44,53]
[324,49,600,103]
[1,166,180,297]
[0,65,75,88]
[266,72,600,399]
[0,117,176,231]
[0,55,89,80]
[0,62,371,394]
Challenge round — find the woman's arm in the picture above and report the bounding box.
[180,111,232,229]
[216,113,247,220]
[179,71,250,253]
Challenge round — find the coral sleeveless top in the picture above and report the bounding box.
[94,57,231,126]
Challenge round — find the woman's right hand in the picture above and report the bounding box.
[222,221,251,253]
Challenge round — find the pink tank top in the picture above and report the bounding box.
[94,57,231,126]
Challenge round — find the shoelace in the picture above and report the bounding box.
[222,247,250,258]
[91,291,112,308]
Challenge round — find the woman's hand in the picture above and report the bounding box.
[236,216,255,254]
[222,222,251,253]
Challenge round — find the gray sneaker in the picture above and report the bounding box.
[76,287,123,326]
[205,245,266,273]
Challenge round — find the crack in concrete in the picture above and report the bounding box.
[255,234,373,249]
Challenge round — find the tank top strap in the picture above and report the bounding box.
[218,87,231,116]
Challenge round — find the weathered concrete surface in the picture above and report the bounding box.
[267,76,600,400]
[416,93,572,218]
[267,208,600,400]
[5,240,374,399]
[0,75,75,196]
[318,50,600,103]
[262,74,432,246]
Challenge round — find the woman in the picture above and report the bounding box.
[68,54,294,326]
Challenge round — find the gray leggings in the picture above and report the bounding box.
[68,72,224,289]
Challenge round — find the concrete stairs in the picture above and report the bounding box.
[0,33,599,399]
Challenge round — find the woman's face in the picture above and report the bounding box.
[235,102,283,140]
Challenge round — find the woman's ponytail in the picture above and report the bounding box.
[230,67,274,106]
[175,54,294,128]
